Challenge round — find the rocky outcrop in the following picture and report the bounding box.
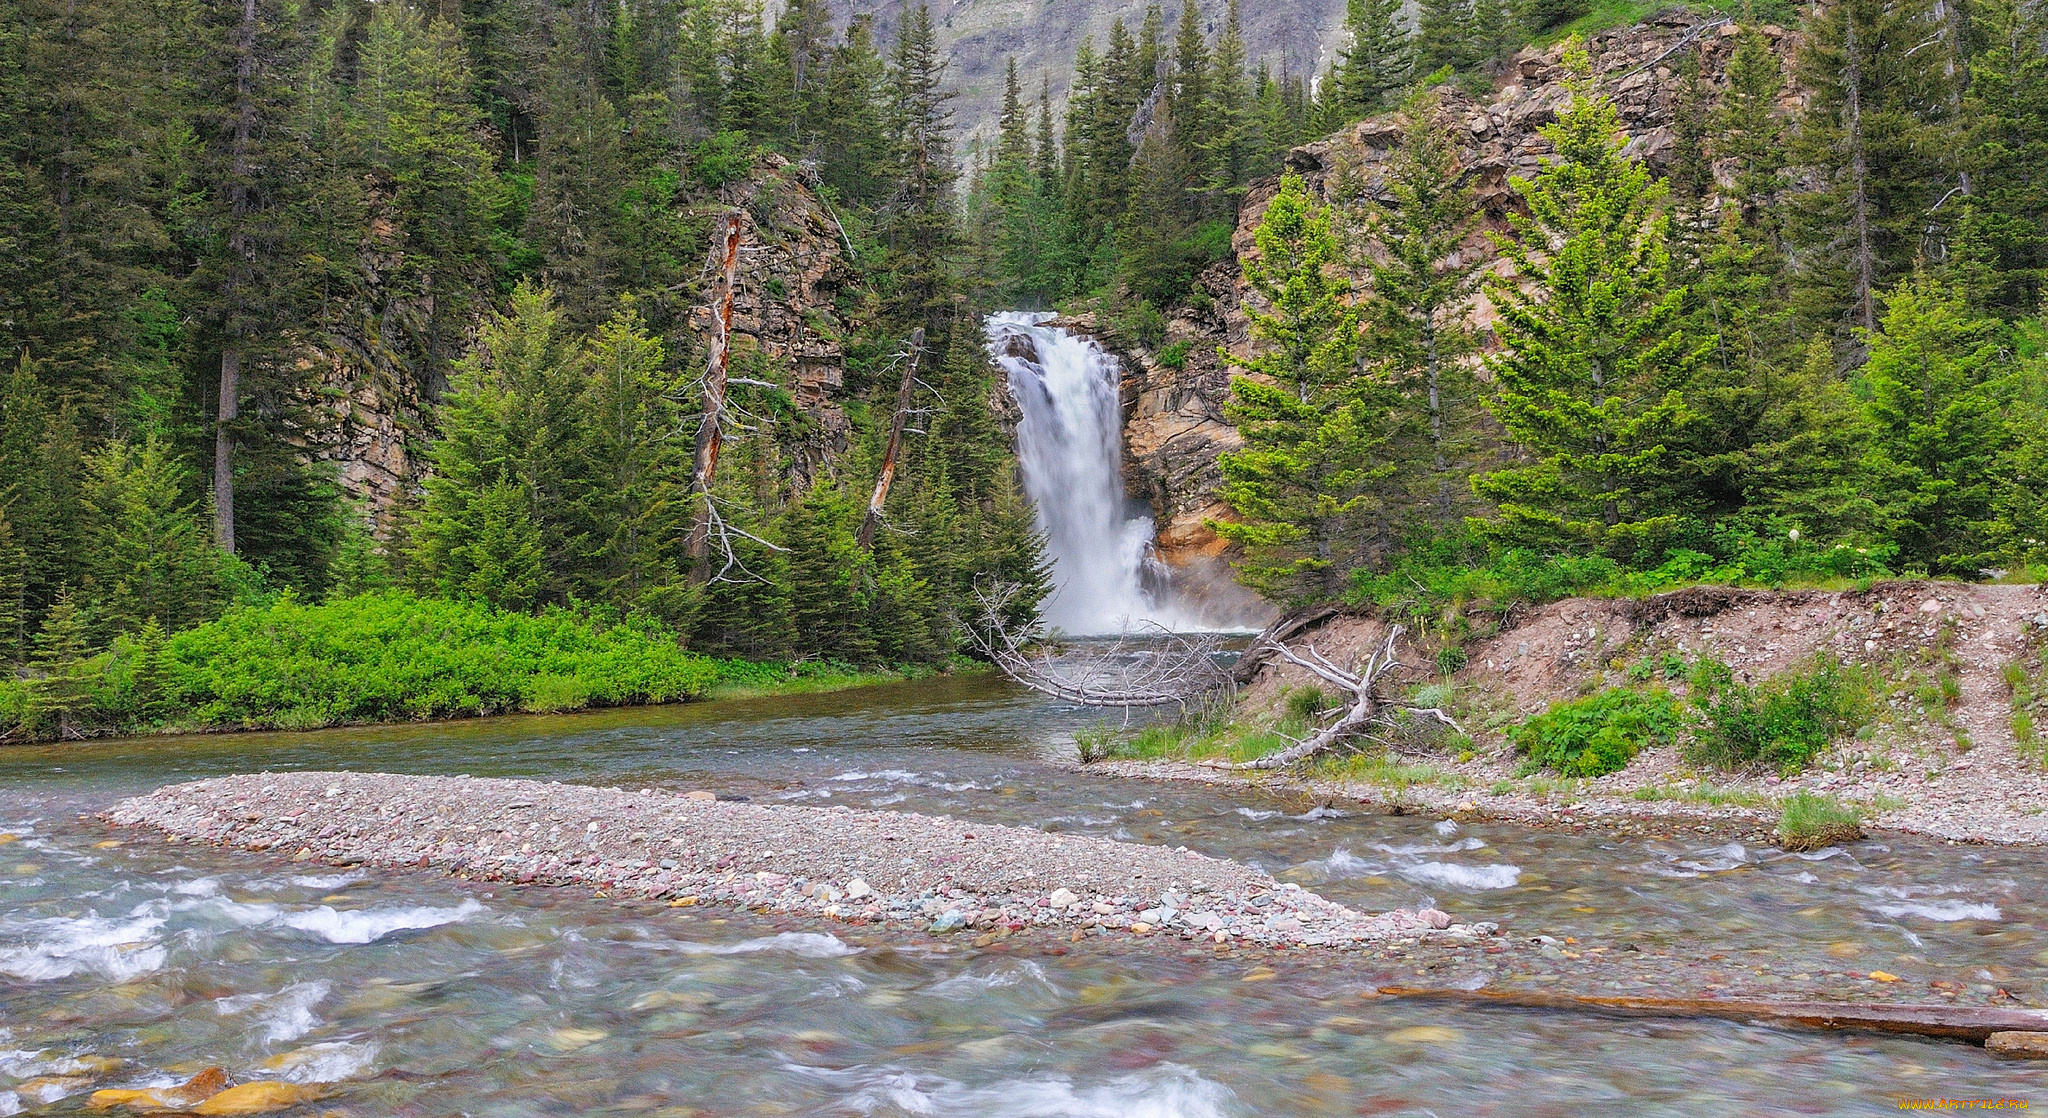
[689,154,860,490]
[304,154,863,526]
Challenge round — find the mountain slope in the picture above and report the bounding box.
[837,0,1353,145]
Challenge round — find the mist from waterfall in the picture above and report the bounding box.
[985,312,1189,635]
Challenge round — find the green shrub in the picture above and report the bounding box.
[1284,685,1332,724]
[0,591,764,741]
[1434,645,1469,675]
[1157,340,1194,369]
[1776,792,1864,852]
[1687,655,1872,772]
[1510,687,1681,777]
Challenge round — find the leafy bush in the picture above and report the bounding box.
[1776,792,1864,852]
[1284,684,1332,724]
[1686,655,1873,772]
[0,592,761,741]
[1510,687,1681,777]
[1157,340,1194,369]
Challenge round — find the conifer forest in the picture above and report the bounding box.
[2,0,2047,741]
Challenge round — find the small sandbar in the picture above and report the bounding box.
[106,772,1473,949]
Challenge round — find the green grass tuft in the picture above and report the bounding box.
[1776,792,1865,852]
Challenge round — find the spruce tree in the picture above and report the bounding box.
[0,508,25,663]
[1859,271,2011,573]
[1360,98,1485,534]
[1210,175,1394,602]
[1791,0,1960,333]
[82,433,220,637]
[1333,0,1412,122]
[1201,0,1256,206]
[27,587,93,738]
[1954,0,2048,316]
[1415,0,1474,76]
[569,301,688,615]
[1474,43,1705,559]
[880,6,959,331]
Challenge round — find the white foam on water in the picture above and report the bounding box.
[1301,847,1381,878]
[1373,837,1486,856]
[1397,862,1522,890]
[287,872,367,891]
[271,1040,378,1084]
[276,899,483,944]
[0,1090,20,1117]
[1434,819,1461,836]
[832,770,921,784]
[216,980,331,1044]
[0,914,168,982]
[1232,808,1282,821]
[868,794,909,807]
[173,877,223,896]
[1676,843,1752,873]
[923,960,1059,1001]
[1871,900,2001,922]
[1294,806,1349,821]
[832,1062,1240,1118]
[673,932,859,958]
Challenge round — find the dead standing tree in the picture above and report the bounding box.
[685,211,745,585]
[857,327,926,551]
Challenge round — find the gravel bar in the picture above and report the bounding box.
[106,772,1476,949]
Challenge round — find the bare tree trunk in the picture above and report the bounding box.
[858,327,925,551]
[1208,625,1460,771]
[214,0,259,554]
[685,211,744,584]
[1844,15,1877,332]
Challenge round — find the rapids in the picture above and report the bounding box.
[2,676,2044,1114]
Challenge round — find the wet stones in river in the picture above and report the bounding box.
[106,771,1483,954]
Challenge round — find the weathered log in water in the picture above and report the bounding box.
[1375,985,2048,1044]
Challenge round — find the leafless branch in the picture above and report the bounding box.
[960,579,1233,713]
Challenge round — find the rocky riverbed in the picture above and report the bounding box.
[105,772,1480,951]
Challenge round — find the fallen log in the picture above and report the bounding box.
[1373,985,2048,1044]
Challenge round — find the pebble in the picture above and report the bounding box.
[107,773,1477,953]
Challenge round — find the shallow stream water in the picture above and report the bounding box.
[2,676,2043,1115]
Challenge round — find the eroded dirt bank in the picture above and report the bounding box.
[1202,582,2048,844]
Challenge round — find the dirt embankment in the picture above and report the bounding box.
[1218,582,2048,844]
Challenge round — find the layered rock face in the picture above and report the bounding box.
[1101,14,1801,573]
[308,154,860,527]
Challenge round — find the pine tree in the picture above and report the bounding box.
[1474,43,1706,559]
[781,484,876,663]
[1169,0,1212,193]
[1333,0,1412,122]
[1210,175,1394,602]
[353,3,495,378]
[1361,98,1485,535]
[1859,271,2011,573]
[1734,334,1882,545]
[815,15,891,206]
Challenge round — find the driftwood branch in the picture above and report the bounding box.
[1374,986,2048,1044]
[961,580,1232,711]
[1204,625,1464,772]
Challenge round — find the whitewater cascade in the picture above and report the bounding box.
[985,312,1187,635]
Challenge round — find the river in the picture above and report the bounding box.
[2,675,2043,1115]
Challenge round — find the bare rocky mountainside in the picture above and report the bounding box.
[1081,13,1799,570]
[823,0,1352,145]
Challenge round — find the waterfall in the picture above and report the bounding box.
[986,312,1185,635]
